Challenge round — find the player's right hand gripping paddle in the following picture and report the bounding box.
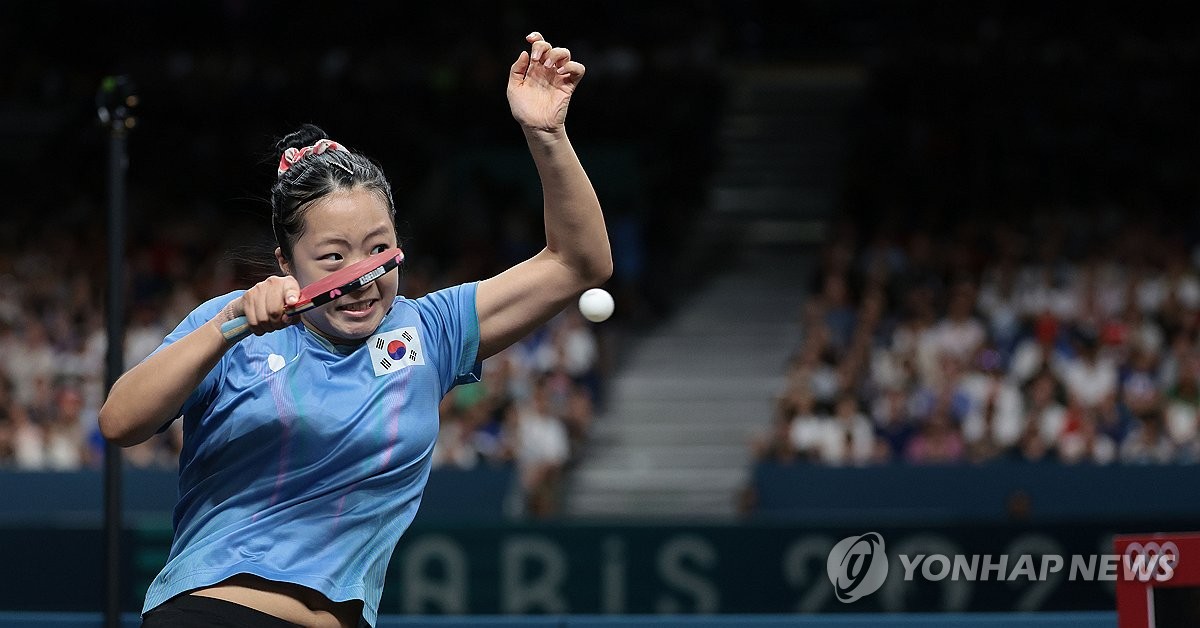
[220,247,405,342]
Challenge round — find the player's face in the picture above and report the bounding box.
[281,187,399,341]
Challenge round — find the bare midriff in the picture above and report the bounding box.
[190,574,361,628]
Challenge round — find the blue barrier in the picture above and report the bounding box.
[8,462,1196,526]
[0,466,516,525]
[752,461,1200,524]
[0,611,1119,628]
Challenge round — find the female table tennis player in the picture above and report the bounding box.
[99,32,610,628]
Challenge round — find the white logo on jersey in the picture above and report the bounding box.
[367,327,426,377]
[267,354,286,373]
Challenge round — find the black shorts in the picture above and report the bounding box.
[142,594,303,628]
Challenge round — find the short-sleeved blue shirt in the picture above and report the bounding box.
[142,283,480,627]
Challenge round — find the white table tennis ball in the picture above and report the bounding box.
[578,288,614,323]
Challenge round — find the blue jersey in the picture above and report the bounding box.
[141,283,481,627]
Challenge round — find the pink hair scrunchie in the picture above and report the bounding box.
[277,139,348,176]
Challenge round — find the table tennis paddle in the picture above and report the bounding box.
[220,247,404,341]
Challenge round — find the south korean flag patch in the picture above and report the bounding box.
[368,327,426,377]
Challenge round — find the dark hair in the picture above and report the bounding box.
[271,123,396,261]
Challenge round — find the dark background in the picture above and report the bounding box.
[3,2,1197,315]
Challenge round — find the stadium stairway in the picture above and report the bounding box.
[564,66,864,519]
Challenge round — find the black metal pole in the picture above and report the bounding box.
[104,128,125,628]
[99,75,134,628]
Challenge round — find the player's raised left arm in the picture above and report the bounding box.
[476,32,612,360]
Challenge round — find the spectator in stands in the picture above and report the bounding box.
[1120,347,1162,419]
[1163,351,1200,449]
[904,404,965,465]
[748,413,796,465]
[10,400,44,471]
[820,273,857,355]
[909,352,973,427]
[25,376,57,428]
[1058,406,1118,465]
[561,381,595,461]
[432,398,483,470]
[7,319,55,408]
[933,279,987,365]
[535,309,598,384]
[1009,309,1065,385]
[1120,410,1177,464]
[891,285,942,389]
[0,419,11,467]
[961,347,1025,463]
[1056,328,1119,411]
[814,394,875,466]
[976,256,1023,358]
[0,376,17,467]
[511,373,571,517]
[42,384,86,471]
[776,384,818,463]
[870,385,914,463]
[125,304,169,371]
[122,430,179,470]
[1013,418,1054,463]
[750,381,803,465]
[1021,367,1069,450]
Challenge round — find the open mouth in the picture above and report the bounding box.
[336,298,378,318]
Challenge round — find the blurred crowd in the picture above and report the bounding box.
[0,2,733,517]
[432,308,603,517]
[0,224,609,518]
[754,215,1200,466]
[751,5,1200,468]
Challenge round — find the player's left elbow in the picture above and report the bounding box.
[580,254,613,287]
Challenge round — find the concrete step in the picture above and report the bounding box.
[667,280,808,302]
[711,166,844,190]
[618,337,796,358]
[713,157,843,181]
[700,218,830,247]
[626,322,799,338]
[583,443,752,467]
[608,374,784,400]
[726,66,865,110]
[720,142,847,160]
[720,116,847,141]
[596,399,774,425]
[711,186,835,215]
[572,466,748,489]
[620,344,793,364]
[717,150,847,170]
[728,87,861,112]
[567,491,741,519]
[589,422,763,447]
[590,414,769,438]
[564,64,856,520]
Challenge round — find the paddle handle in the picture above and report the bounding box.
[220,317,252,342]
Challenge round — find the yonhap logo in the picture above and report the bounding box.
[827,532,889,602]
